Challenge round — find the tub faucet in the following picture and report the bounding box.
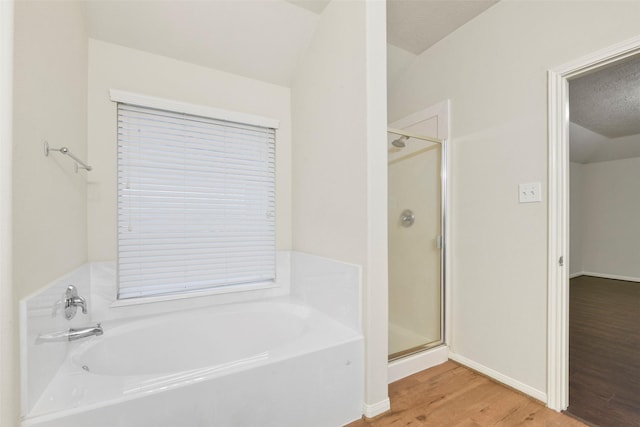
[68,323,103,341]
[56,284,87,320]
[36,323,103,343]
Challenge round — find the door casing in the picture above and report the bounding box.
[547,34,640,411]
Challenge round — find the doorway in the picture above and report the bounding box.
[548,35,640,416]
[565,53,640,426]
[387,127,443,361]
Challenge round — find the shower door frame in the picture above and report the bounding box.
[387,127,445,360]
[387,99,451,367]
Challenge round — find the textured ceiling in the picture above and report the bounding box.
[570,54,640,138]
[386,0,498,54]
[570,54,640,163]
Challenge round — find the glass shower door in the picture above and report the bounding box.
[388,129,443,360]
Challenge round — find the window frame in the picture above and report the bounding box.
[110,90,279,303]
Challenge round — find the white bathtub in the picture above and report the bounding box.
[22,298,364,427]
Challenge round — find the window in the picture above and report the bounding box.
[113,91,277,300]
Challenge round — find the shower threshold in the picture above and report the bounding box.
[388,322,442,362]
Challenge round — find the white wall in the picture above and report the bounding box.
[11,1,88,424]
[87,39,292,261]
[388,0,640,398]
[291,0,388,414]
[291,3,368,264]
[0,1,14,426]
[570,122,640,164]
[569,162,584,276]
[13,0,88,300]
[387,44,416,84]
[575,157,640,280]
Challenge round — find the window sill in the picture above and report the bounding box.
[111,281,278,308]
[89,252,292,322]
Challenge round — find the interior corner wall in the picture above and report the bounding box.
[12,0,88,300]
[388,0,640,397]
[569,162,584,276]
[291,0,389,412]
[87,39,292,261]
[578,157,640,280]
[291,1,368,266]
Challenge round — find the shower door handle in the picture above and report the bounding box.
[436,235,443,249]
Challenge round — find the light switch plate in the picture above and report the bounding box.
[519,182,542,203]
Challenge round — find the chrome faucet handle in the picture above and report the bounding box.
[70,295,87,314]
[62,285,87,320]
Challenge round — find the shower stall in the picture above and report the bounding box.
[387,127,445,362]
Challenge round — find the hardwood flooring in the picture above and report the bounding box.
[347,361,585,427]
[566,276,640,426]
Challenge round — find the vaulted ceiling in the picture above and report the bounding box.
[83,1,320,87]
[83,0,640,165]
[289,0,498,55]
[386,0,498,55]
[83,0,499,87]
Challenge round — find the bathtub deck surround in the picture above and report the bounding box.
[291,251,362,332]
[19,265,93,418]
[20,251,364,427]
[89,251,293,322]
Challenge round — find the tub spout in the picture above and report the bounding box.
[68,323,103,341]
[37,323,103,343]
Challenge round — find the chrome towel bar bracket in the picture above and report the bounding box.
[44,140,92,172]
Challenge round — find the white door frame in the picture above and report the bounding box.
[547,35,640,411]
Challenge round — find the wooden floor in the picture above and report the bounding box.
[566,276,640,426]
[347,361,585,427]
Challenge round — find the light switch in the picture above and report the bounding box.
[519,182,541,203]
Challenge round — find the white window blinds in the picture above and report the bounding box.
[117,103,276,299]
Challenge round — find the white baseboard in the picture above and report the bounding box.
[388,345,448,383]
[448,352,547,403]
[579,271,640,283]
[569,271,584,279]
[362,398,390,418]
